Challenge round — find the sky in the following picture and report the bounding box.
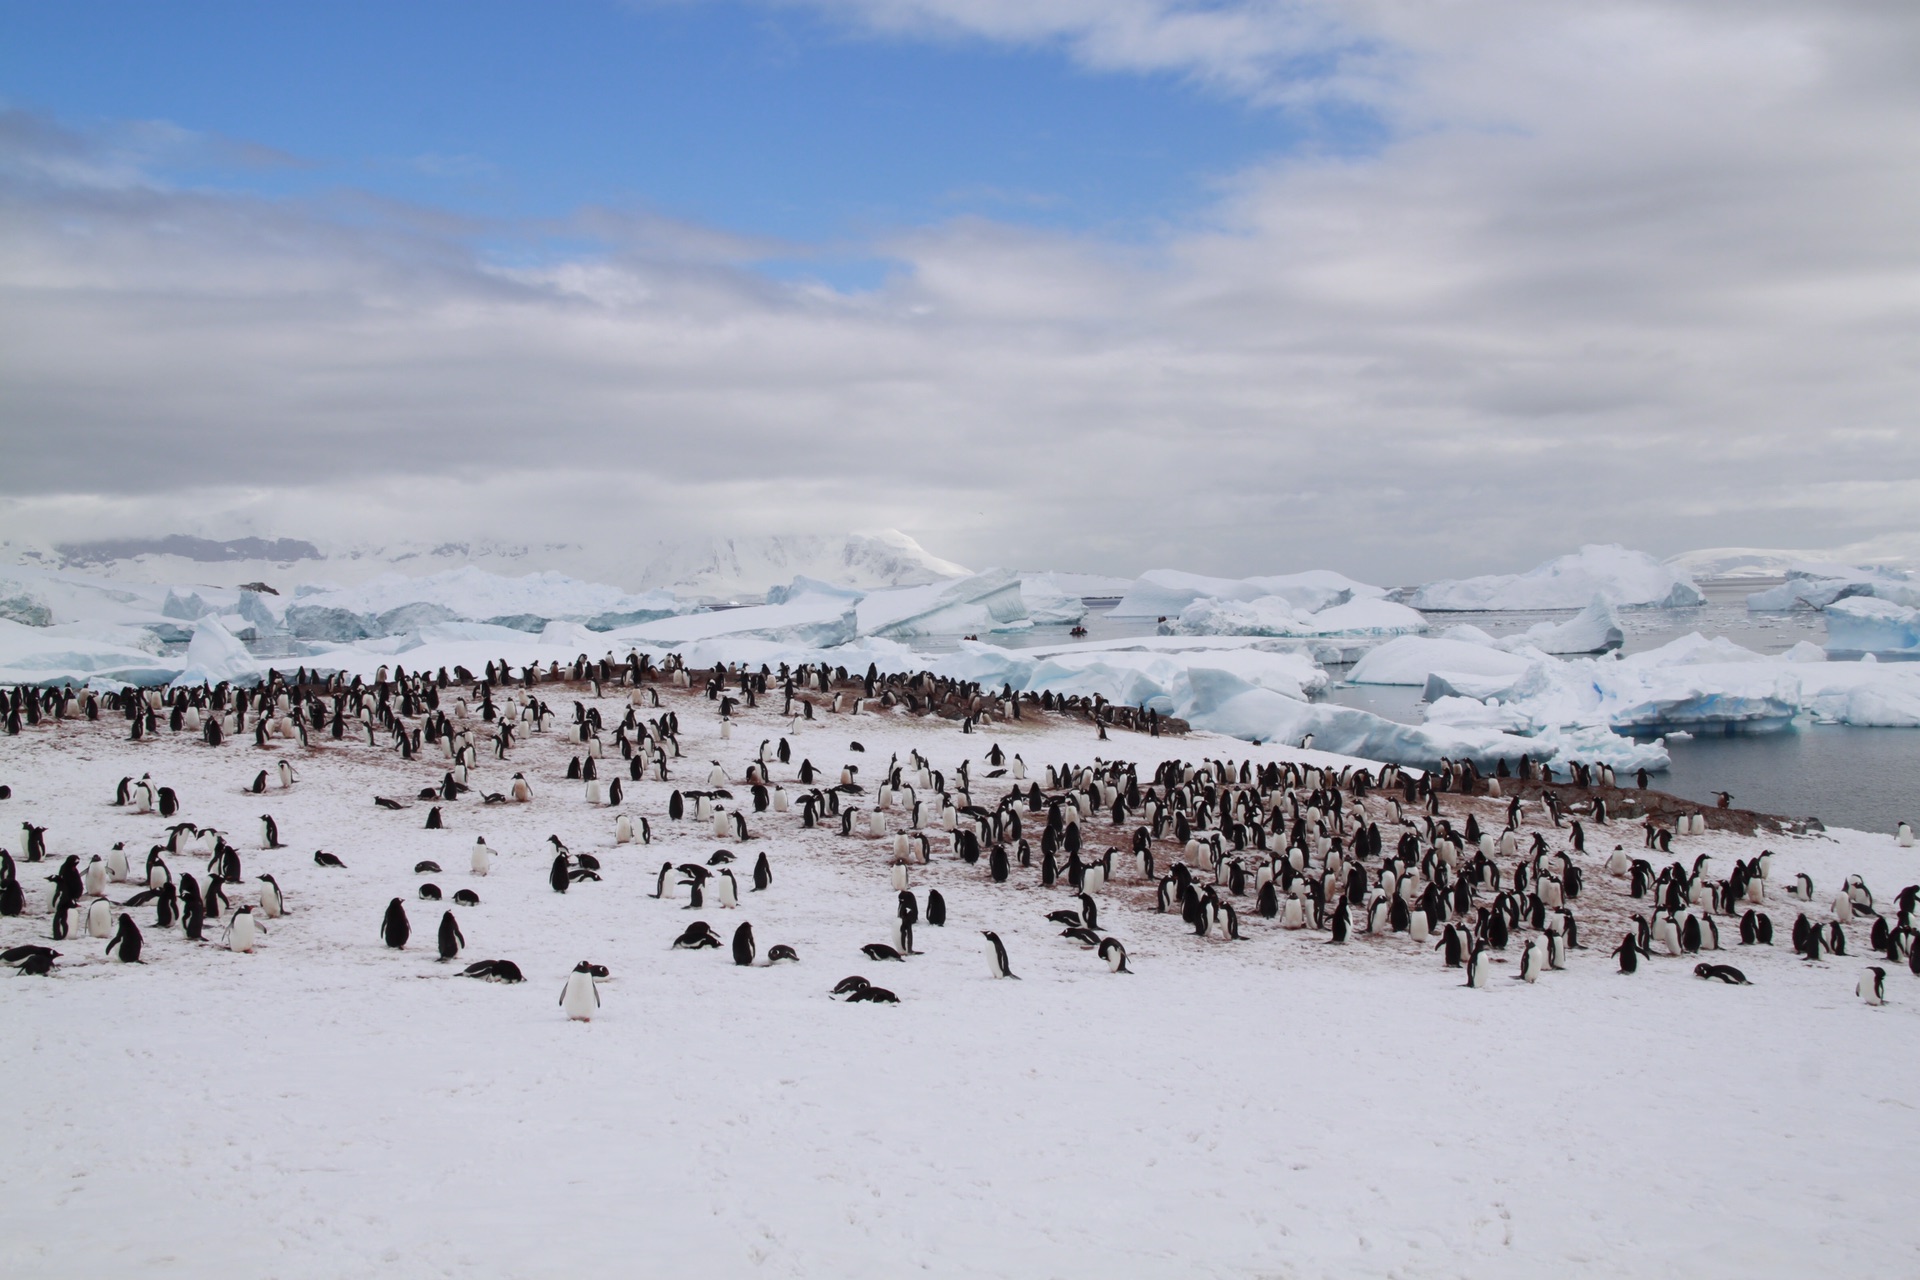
[1,0,1916,583]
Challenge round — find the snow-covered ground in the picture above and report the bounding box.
[4,679,1918,1278]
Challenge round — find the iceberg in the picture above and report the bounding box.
[1824,597,1920,656]
[610,592,859,649]
[1494,595,1623,655]
[1400,545,1705,611]
[857,570,1031,638]
[171,617,259,687]
[1349,637,1534,686]
[1110,569,1385,619]
[1018,574,1088,626]
[1169,594,1426,638]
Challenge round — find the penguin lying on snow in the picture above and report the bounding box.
[672,922,721,950]
[830,975,898,1003]
[6,944,58,975]
[462,960,524,983]
[1694,963,1750,984]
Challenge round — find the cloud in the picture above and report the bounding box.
[3,2,1919,583]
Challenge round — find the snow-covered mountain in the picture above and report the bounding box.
[0,529,968,599]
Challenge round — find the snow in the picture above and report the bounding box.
[1825,596,1920,656]
[1401,545,1706,611]
[1109,568,1386,619]
[636,529,970,599]
[1748,567,1920,612]
[855,570,1032,638]
[292,568,690,631]
[1016,573,1088,626]
[610,593,860,649]
[8,675,1914,1276]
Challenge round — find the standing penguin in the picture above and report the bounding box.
[549,853,571,894]
[1613,932,1640,974]
[471,837,492,877]
[258,874,285,918]
[1517,938,1543,983]
[260,814,284,849]
[926,889,947,927]
[106,914,143,963]
[85,897,113,939]
[1858,966,1887,1005]
[1099,937,1131,973]
[1465,942,1491,988]
[752,851,772,892]
[437,911,464,961]
[380,898,411,949]
[732,921,756,967]
[228,904,257,952]
[560,961,600,1021]
[982,930,1018,979]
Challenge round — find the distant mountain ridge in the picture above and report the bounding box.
[0,529,968,599]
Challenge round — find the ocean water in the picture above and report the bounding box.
[962,584,1917,835]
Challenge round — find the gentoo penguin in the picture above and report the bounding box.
[471,838,492,876]
[549,853,571,894]
[752,852,772,892]
[672,922,721,949]
[716,869,739,908]
[560,962,600,1021]
[85,897,113,938]
[250,770,268,795]
[1694,963,1750,984]
[1099,937,1131,973]
[511,773,533,803]
[222,902,256,951]
[926,889,947,927]
[278,759,297,789]
[1465,942,1491,988]
[437,911,464,961]
[732,921,756,966]
[767,944,799,964]
[260,814,284,849]
[1899,822,1914,848]
[106,914,143,962]
[258,874,284,918]
[83,856,107,897]
[1858,966,1887,1005]
[380,898,411,949]
[1517,938,1543,983]
[106,844,131,883]
[982,930,1018,979]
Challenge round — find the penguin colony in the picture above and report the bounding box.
[0,658,1913,1015]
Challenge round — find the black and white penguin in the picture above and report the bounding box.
[259,814,284,849]
[1465,942,1491,988]
[926,888,947,927]
[1099,937,1131,973]
[380,898,411,949]
[258,874,285,918]
[732,921,756,966]
[1693,963,1750,984]
[560,961,600,1021]
[1517,938,1543,983]
[767,944,799,964]
[752,851,772,892]
[982,930,1018,979]
[1613,932,1639,974]
[106,914,143,963]
[549,853,571,894]
[1858,966,1886,1005]
[672,921,721,949]
[437,911,464,961]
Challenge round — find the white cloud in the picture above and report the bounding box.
[3,1,1919,582]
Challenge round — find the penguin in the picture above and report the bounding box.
[549,853,571,894]
[766,944,799,964]
[83,856,106,897]
[1613,932,1640,974]
[560,961,600,1021]
[380,898,411,949]
[1517,938,1542,983]
[1858,966,1886,1006]
[437,911,464,961]
[861,943,905,962]
[716,869,739,908]
[1694,963,1750,984]
[1099,937,1131,973]
[1436,925,1464,968]
[752,851,772,892]
[672,922,721,949]
[260,814,284,850]
[471,838,492,877]
[1465,942,1491,988]
[982,930,1018,979]
[258,874,284,918]
[106,914,143,963]
[927,888,947,927]
[85,897,113,938]
[732,921,756,966]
